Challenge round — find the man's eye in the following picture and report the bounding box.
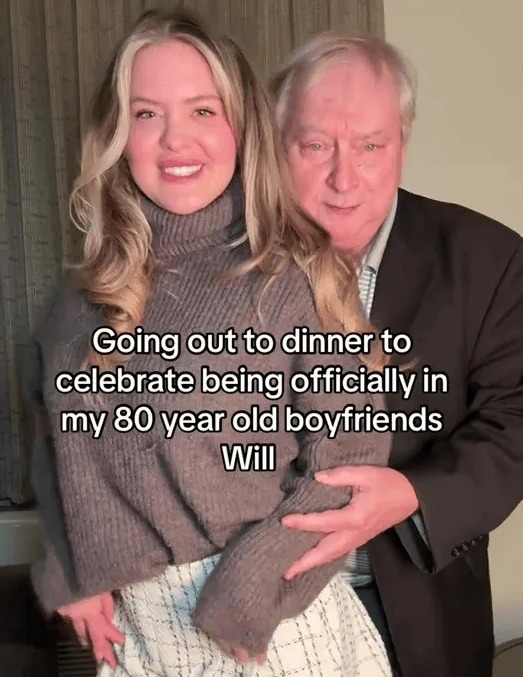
[308,142,323,151]
[365,143,381,152]
[195,108,215,117]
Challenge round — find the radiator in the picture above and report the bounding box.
[52,618,96,677]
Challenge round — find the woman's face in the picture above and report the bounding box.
[125,39,237,215]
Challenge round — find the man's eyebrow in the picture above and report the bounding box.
[295,124,329,135]
[358,130,387,139]
[292,126,389,141]
[295,126,386,135]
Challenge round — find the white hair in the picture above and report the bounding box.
[271,31,418,142]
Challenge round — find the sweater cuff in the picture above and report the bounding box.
[192,482,352,654]
[30,546,82,615]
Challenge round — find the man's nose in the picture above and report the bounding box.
[327,150,359,193]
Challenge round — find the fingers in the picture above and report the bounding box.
[232,648,250,664]
[281,507,351,533]
[100,593,115,622]
[63,612,122,668]
[315,465,371,488]
[98,594,125,646]
[254,652,267,665]
[102,621,126,647]
[71,618,88,648]
[86,616,124,669]
[87,632,116,668]
[232,648,267,666]
[218,644,267,666]
[234,650,266,665]
[56,595,125,669]
[284,529,355,580]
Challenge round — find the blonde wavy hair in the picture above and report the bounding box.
[71,9,386,371]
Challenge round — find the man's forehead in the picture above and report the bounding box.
[300,58,397,103]
[291,61,400,123]
[294,121,386,139]
[314,57,379,82]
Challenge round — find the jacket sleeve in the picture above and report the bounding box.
[193,346,391,655]
[398,239,523,572]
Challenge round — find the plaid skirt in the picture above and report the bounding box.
[98,554,391,677]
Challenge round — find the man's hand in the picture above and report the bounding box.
[281,466,419,579]
[57,592,124,668]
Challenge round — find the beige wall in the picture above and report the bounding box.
[385,0,523,644]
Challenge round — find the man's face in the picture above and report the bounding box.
[284,59,407,254]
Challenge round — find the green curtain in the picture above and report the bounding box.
[0,0,384,505]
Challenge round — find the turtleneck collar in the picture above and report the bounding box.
[139,172,245,258]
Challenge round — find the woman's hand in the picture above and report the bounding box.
[57,592,125,668]
[218,643,267,666]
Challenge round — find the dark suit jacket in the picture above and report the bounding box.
[368,188,523,677]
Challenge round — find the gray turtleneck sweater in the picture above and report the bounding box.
[28,179,391,654]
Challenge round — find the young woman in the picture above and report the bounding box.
[29,9,392,677]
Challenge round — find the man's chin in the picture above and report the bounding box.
[322,220,367,254]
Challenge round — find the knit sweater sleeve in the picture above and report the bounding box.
[192,344,391,654]
[30,431,83,613]
[25,333,82,614]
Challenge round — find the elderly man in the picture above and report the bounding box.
[271,33,523,677]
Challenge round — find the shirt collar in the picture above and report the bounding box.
[361,192,398,273]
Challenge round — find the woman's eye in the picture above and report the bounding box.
[134,110,155,120]
[307,142,323,151]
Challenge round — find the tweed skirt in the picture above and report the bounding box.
[98,554,392,677]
